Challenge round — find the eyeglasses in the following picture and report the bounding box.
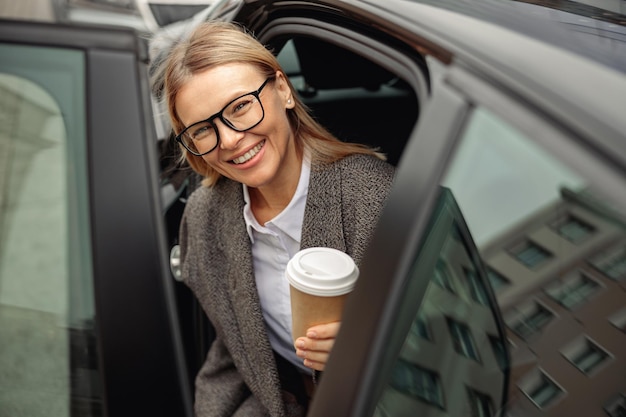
[175,77,274,156]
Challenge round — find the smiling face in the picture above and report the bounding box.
[175,63,300,193]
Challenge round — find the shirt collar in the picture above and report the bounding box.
[243,153,310,243]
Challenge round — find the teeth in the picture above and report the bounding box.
[233,141,264,164]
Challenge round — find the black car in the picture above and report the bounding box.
[1,0,625,416]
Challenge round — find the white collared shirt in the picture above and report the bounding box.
[242,156,311,373]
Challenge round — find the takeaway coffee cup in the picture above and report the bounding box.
[286,247,359,343]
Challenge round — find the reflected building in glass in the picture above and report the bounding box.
[377,187,625,417]
[480,188,626,417]
[376,189,510,417]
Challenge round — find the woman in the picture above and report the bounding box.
[163,21,395,416]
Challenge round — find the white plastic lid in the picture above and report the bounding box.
[285,247,359,297]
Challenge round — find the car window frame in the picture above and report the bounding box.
[256,16,430,108]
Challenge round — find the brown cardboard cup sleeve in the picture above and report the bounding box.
[286,247,359,343]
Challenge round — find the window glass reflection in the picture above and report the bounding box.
[0,44,100,416]
[376,189,507,416]
[443,107,626,415]
[375,104,626,416]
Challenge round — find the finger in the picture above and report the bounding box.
[307,337,335,353]
[299,349,330,364]
[294,337,308,351]
[303,358,326,372]
[295,339,334,361]
[295,335,335,352]
[306,321,341,339]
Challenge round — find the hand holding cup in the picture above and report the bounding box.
[286,247,359,370]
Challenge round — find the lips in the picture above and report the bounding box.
[231,140,265,165]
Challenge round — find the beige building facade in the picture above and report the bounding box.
[481,190,626,417]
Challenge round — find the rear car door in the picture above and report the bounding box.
[311,61,626,416]
[0,20,192,417]
[316,69,626,416]
[276,2,626,417]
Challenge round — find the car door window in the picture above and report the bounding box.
[441,107,626,415]
[374,188,508,417]
[371,100,625,417]
[0,43,101,416]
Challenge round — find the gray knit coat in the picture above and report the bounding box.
[179,154,395,416]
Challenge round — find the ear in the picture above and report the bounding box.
[275,70,295,109]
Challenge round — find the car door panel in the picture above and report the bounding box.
[0,20,192,417]
[310,47,626,417]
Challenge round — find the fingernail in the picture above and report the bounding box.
[296,340,305,348]
[306,331,317,338]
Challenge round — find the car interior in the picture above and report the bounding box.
[277,35,419,166]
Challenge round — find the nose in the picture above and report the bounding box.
[217,119,245,150]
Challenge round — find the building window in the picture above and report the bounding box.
[390,359,445,408]
[608,308,626,333]
[412,313,432,341]
[507,302,554,340]
[486,268,509,292]
[590,244,626,281]
[467,388,494,417]
[528,374,563,408]
[465,268,490,306]
[520,371,564,409]
[545,272,600,310]
[447,318,480,361]
[551,214,595,243]
[562,337,610,375]
[510,240,553,269]
[433,259,456,293]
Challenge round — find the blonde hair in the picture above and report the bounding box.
[163,21,384,187]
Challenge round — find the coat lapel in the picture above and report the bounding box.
[217,181,285,415]
[301,161,346,251]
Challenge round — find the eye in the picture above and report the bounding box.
[230,96,254,115]
[189,122,214,140]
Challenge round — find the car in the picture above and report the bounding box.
[1,0,625,416]
[203,1,626,416]
[206,0,626,417]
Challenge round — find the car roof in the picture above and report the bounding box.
[232,0,625,68]
[368,0,626,72]
[377,0,626,161]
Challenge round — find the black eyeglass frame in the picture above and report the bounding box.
[174,76,275,156]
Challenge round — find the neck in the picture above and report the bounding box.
[249,179,298,225]
[249,151,303,225]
